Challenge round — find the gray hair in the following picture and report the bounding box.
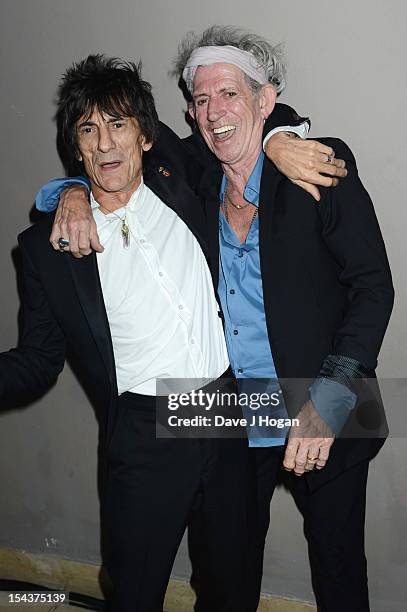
[172,25,286,95]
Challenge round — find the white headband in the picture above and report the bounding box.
[182,45,268,93]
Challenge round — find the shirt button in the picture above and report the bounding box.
[190,339,195,344]
[140,238,146,244]
[230,289,235,295]
[158,271,164,277]
[178,305,184,310]
[238,252,243,258]
[237,368,243,374]
[233,329,238,335]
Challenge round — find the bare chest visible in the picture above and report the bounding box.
[223,202,258,244]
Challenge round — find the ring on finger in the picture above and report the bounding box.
[58,237,70,250]
[327,153,334,163]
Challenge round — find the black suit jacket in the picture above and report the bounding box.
[198,138,394,490]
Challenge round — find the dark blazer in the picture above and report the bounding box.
[198,138,394,490]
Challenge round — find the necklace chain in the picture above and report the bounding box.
[222,198,258,239]
[98,203,130,248]
[224,184,250,210]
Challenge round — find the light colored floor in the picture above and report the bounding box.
[0,548,317,612]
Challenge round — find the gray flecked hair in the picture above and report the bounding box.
[171,25,286,96]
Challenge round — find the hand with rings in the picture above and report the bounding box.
[50,184,104,258]
[283,400,335,476]
[263,133,347,202]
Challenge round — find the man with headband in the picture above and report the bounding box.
[172,26,393,612]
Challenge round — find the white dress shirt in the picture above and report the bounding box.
[91,180,229,396]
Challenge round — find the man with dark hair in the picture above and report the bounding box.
[0,54,259,612]
[57,55,160,168]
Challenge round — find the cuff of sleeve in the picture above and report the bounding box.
[309,377,357,435]
[262,122,310,150]
[319,354,373,390]
[35,177,90,212]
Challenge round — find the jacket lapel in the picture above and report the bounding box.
[258,159,284,288]
[67,252,116,388]
[145,165,209,259]
[198,163,223,290]
[204,194,221,290]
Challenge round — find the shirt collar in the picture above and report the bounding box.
[91,177,145,211]
[219,151,264,208]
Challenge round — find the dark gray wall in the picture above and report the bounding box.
[0,1,406,609]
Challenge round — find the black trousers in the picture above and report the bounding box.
[251,446,370,612]
[103,385,254,612]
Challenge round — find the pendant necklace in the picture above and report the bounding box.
[98,204,130,248]
[223,198,258,235]
[224,185,250,210]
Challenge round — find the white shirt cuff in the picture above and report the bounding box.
[263,122,310,150]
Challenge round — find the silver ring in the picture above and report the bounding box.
[327,153,334,164]
[58,237,70,249]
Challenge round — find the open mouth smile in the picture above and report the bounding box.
[213,125,235,134]
[212,125,236,140]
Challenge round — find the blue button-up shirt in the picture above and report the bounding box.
[217,153,356,445]
[218,153,290,446]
